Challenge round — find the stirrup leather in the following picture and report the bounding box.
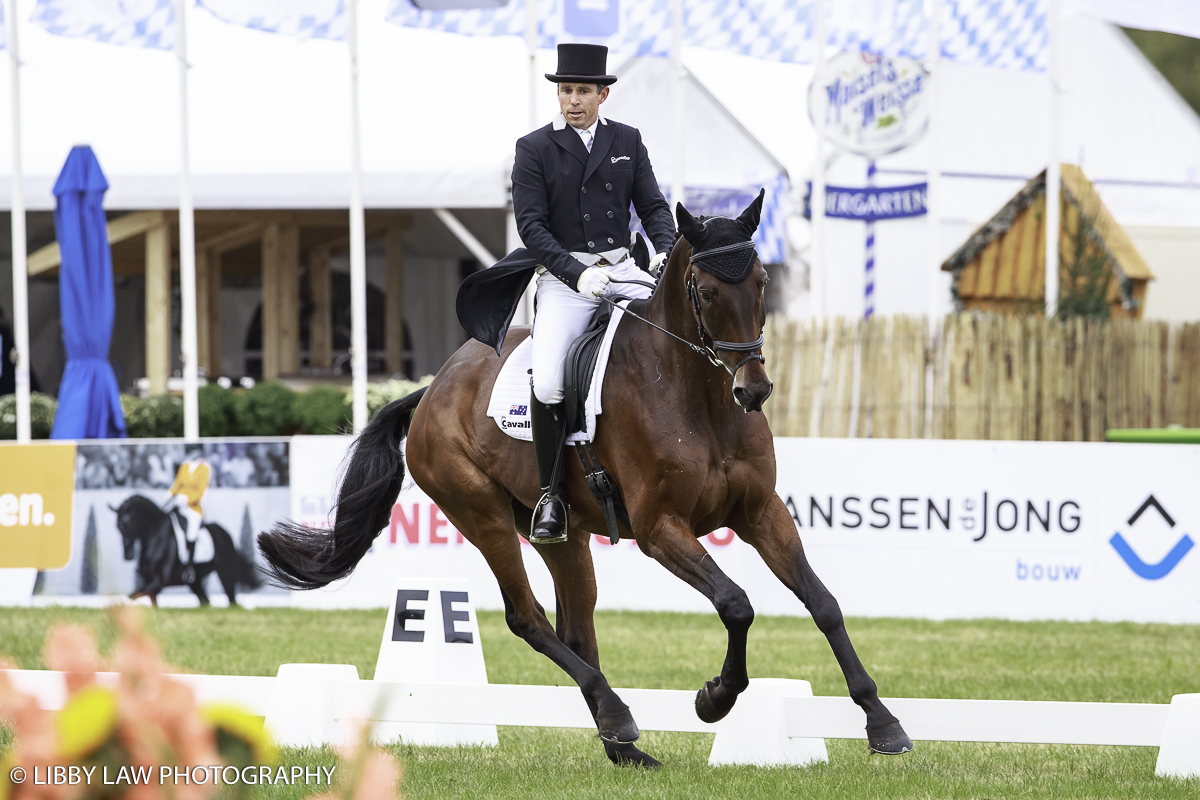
[530,492,569,545]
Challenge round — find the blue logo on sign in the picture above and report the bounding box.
[1109,495,1193,580]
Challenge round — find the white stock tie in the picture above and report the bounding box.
[582,128,593,153]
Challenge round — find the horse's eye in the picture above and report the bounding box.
[699,290,713,303]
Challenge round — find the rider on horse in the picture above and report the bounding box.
[512,43,677,544]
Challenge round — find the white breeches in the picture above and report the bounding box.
[168,494,203,563]
[531,257,654,405]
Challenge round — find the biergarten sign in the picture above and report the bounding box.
[808,50,930,157]
[803,181,928,221]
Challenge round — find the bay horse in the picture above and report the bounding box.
[258,194,912,766]
[113,495,259,606]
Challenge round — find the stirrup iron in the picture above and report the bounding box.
[530,492,569,545]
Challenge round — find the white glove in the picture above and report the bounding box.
[649,252,668,277]
[577,266,614,300]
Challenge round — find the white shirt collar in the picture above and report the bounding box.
[552,113,607,131]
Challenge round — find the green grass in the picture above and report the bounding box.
[3,607,1199,798]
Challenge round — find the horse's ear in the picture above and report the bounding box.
[676,202,705,247]
[736,188,766,238]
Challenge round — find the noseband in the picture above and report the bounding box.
[601,239,766,380]
[686,240,767,379]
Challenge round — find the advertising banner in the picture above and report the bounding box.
[0,442,77,570]
[33,439,291,603]
[9,435,1196,623]
[290,437,1200,624]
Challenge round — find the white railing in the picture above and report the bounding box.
[4,669,1196,779]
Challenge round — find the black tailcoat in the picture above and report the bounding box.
[456,117,676,355]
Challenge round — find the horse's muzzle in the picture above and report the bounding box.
[733,379,773,413]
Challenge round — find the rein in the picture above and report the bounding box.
[601,247,766,379]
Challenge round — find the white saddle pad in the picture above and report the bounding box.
[487,304,627,443]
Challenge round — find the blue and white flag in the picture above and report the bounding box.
[197,0,347,41]
[386,0,673,56]
[388,0,1048,72]
[32,0,175,50]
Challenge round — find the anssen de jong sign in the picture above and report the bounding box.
[808,50,929,157]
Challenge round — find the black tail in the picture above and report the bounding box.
[257,387,427,590]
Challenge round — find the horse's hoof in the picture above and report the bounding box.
[603,740,662,769]
[695,676,738,724]
[597,706,640,744]
[866,721,914,755]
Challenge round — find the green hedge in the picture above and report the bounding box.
[0,392,59,439]
[0,376,434,440]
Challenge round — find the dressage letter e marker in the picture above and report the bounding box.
[391,589,428,642]
[375,578,497,747]
[391,589,475,644]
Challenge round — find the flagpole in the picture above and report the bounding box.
[924,0,942,438]
[1044,0,1061,318]
[7,0,30,442]
[926,0,941,322]
[810,0,827,318]
[348,0,368,432]
[670,0,684,218]
[526,0,537,130]
[176,0,199,441]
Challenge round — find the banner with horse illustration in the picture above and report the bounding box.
[33,439,290,604]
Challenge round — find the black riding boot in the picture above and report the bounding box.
[530,391,569,544]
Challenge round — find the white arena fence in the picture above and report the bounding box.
[4,667,1198,778]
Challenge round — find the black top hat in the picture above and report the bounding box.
[545,43,617,86]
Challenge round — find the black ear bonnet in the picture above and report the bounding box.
[675,188,765,283]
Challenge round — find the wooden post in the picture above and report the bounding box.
[386,225,406,376]
[309,246,332,369]
[208,250,222,378]
[261,223,280,381]
[196,248,210,376]
[278,224,300,375]
[145,224,172,395]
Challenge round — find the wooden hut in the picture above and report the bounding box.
[941,164,1154,318]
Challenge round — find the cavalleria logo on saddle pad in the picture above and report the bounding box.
[502,404,530,430]
[0,442,76,569]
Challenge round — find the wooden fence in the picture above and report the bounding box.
[760,313,1200,441]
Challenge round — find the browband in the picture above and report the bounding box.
[690,240,756,262]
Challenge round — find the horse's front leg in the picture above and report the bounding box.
[742,499,913,755]
[644,519,754,723]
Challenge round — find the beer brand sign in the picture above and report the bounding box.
[808,50,929,157]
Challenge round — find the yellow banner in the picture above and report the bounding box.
[0,442,77,569]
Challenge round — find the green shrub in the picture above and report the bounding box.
[0,393,58,439]
[294,385,351,435]
[233,382,297,437]
[198,383,238,437]
[367,376,435,420]
[122,394,183,439]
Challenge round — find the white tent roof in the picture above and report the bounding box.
[0,0,794,213]
[603,56,786,190]
[0,0,527,210]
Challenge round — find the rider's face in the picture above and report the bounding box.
[557,83,608,129]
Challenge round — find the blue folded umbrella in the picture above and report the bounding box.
[50,146,128,440]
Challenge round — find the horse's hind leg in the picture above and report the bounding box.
[431,489,645,754]
[744,500,912,755]
[643,520,754,724]
[533,530,661,767]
